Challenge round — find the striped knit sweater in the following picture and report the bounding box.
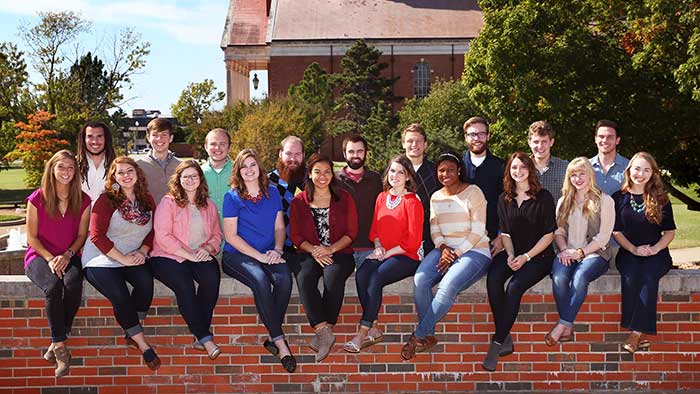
[429,185,490,256]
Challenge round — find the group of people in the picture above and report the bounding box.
[24,116,675,377]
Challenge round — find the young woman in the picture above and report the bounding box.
[612,152,675,353]
[344,155,424,353]
[483,152,555,371]
[151,160,222,359]
[221,149,296,373]
[547,158,614,345]
[401,152,491,360]
[289,154,358,362]
[81,156,160,371]
[24,150,91,378]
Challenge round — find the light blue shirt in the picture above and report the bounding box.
[589,153,629,196]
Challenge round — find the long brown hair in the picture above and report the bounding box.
[41,150,83,218]
[557,157,602,227]
[104,156,154,211]
[305,153,340,202]
[76,121,116,183]
[621,152,669,225]
[502,151,542,203]
[383,155,418,192]
[167,160,209,209]
[230,148,270,198]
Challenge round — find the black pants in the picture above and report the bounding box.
[487,252,552,343]
[84,263,153,338]
[288,252,355,327]
[151,256,221,342]
[25,256,83,343]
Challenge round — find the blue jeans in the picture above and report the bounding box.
[551,255,609,326]
[414,249,491,338]
[221,252,292,340]
[355,254,418,328]
[353,249,373,270]
[84,263,154,338]
[150,256,221,343]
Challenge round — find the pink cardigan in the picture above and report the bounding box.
[152,195,222,262]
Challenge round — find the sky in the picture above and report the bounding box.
[0,0,268,117]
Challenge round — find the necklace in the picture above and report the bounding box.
[243,190,263,203]
[385,193,402,210]
[630,195,645,213]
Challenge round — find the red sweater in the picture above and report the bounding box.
[369,191,424,261]
[289,189,358,254]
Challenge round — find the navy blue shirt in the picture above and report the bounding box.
[222,186,283,254]
[462,150,505,240]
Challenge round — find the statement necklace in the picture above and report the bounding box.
[386,192,402,210]
[630,195,645,213]
[243,190,263,203]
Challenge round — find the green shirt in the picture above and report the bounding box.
[202,158,233,229]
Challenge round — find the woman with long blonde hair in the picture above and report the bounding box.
[546,158,614,346]
[612,152,675,353]
[24,150,91,378]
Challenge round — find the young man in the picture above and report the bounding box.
[268,136,306,250]
[589,120,629,196]
[77,121,116,205]
[527,120,568,203]
[462,117,506,255]
[402,123,439,256]
[335,134,383,268]
[201,128,232,226]
[136,118,182,204]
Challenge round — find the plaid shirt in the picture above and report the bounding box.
[268,169,305,247]
[536,155,568,204]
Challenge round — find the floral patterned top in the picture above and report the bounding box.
[311,207,331,246]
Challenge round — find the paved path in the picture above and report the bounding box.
[670,247,700,264]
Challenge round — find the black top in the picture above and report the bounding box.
[336,168,383,249]
[463,150,505,240]
[497,188,556,261]
[414,158,440,254]
[612,192,676,246]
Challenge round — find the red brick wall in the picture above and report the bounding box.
[1,274,699,393]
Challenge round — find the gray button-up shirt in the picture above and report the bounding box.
[589,153,629,196]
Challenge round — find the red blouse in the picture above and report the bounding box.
[289,189,358,254]
[368,191,424,260]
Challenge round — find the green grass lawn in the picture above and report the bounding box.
[0,168,33,205]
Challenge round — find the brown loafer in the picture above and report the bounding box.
[415,335,438,353]
[400,334,419,360]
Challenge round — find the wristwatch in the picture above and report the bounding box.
[66,249,75,257]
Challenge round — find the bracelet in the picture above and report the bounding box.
[273,249,283,255]
[523,253,532,262]
[65,249,75,258]
[576,248,585,259]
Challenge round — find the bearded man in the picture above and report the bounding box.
[268,136,307,249]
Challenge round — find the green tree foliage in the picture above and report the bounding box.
[171,79,226,130]
[189,102,253,159]
[463,0,700,208]
[288,62,335,114]
[398,80,477,160]
[0,42,34,168]
[363,101,401,171]
[4,110,69,187]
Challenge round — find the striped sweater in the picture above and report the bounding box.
[429,185,490,256]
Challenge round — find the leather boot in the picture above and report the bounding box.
[53,345,70,378]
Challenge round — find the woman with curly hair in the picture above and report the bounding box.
[221,149,296,373]
[547,158,614,346]
[483,152,556,371]
[612,152,675,353]
[81,156,160,371]
[25,150,91,378]
[150,160,222,359]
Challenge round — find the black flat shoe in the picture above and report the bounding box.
[142,348,161,371]
[263,339,279,356]
[280,354,296,373]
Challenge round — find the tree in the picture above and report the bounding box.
[4,110,69,187]
[462,0,700,208]
[397,80,477,159]
[362,101,401,171]
[288,62,335,115]
[171,79,226,130]
[19,11,90,115]
[334,39,399,131]
[0,42,35,168]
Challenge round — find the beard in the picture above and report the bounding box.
[277,158,306,185]
[468,140,488,155]
[346,157,365,170]
[87,147,105,157]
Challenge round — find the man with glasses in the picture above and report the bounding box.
[462,117,505,255]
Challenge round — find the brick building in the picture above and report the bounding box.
[220,0,483,105]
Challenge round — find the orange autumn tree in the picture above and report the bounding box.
[4,110,69,187]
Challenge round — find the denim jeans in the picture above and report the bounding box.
[355,254,418,328]
[487,251,552,343]
[288,252,355,327]
[151,256,221,343]
[84,263,154,338]
[551,255,609,326]
[353,249,373,270]
[25,256,83,343]
[222,252,292,340]
[414,249,491,338]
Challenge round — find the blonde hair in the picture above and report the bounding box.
[621,152,669,225]
[556,157,602,227]
[41,150,83,218]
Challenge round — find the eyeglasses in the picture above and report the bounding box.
[180,175,199,181]
[465,131,488,140]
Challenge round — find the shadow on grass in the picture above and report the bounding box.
[0,189,32,206]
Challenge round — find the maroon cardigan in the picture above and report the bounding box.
[289,189,358,255]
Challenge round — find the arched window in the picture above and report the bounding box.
[412,60,432,98]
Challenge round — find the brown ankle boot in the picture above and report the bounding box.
[53,346,70,378]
